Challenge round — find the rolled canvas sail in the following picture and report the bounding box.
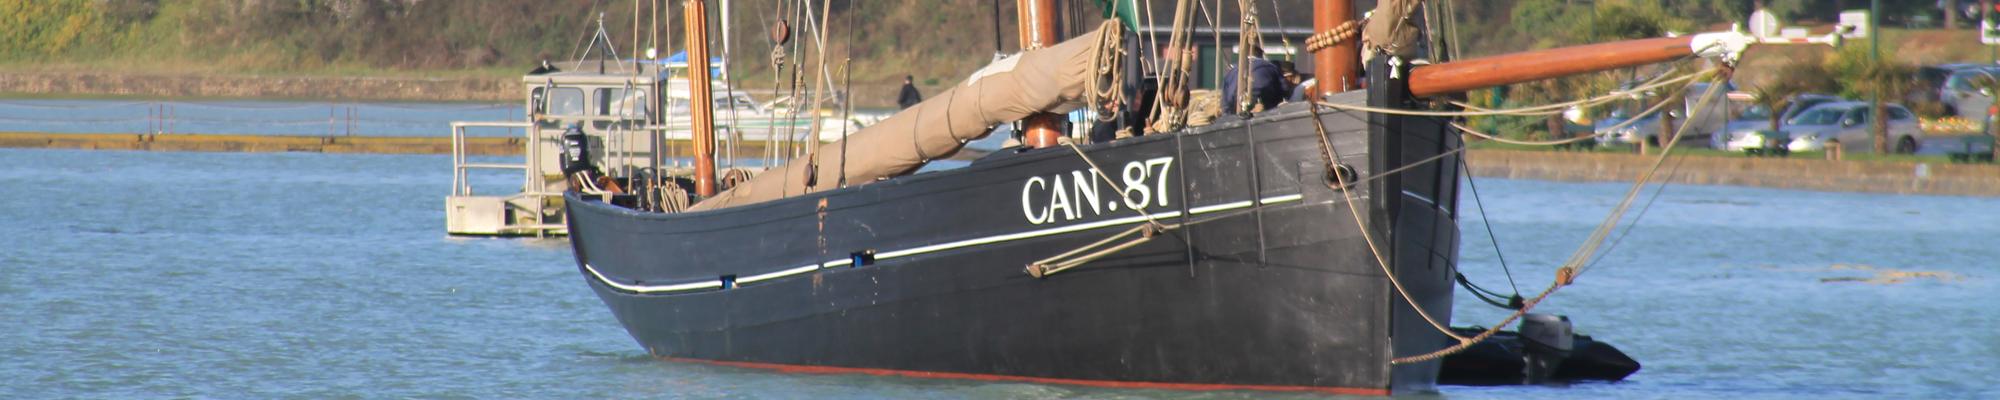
[691,26,1108,210]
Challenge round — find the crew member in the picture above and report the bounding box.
[896,75,923,109]
[1219,47,1287,114]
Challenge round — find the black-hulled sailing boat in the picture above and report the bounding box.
[561,0,1749,394]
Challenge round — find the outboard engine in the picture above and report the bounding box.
[560,124,593,175]
[1520,313,1575,385]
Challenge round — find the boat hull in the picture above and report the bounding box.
[566,89,1462,394]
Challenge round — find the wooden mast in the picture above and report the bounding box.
[1018,0,1065,148]
[685,0,719,196]
[1407,36,1697,98]
[1313,0,1360,96]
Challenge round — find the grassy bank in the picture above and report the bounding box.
[1465,147,2000,197]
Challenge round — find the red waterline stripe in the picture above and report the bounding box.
[662,356,1391,396]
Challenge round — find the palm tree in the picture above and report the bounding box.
[1971,74,2000,161]
[1850,62,1916,154]
[1749,82,1806,136]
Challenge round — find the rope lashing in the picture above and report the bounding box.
[1027,222,1173,278]
[1305,19,1366,52]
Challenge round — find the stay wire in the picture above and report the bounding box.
[1455,273,1519,310]
[1459,154,1521,296]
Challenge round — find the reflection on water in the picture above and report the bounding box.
[0,148,1994,399]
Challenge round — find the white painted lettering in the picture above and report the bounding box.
[1022,176,1049,224]
[1049,174,1076,221]
[1071,170,1102,216]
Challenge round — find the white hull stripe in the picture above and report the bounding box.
[585,263,725,293]
[589,193,1307,294]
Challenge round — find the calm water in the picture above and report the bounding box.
[2,148,1995,399]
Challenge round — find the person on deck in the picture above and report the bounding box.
[1273,61,1309,102]
[1218,47,1287,114]
[896,75,923,110]
[1291,75,1318,102]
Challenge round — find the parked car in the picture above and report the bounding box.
[1717,104,1779,151]
[1910,63,1988,108]
[1713,93,1844,151]
[1938,66,2000,117]
[1776,101,1924,154]
[1595,81,1736,147]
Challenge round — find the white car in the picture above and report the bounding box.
[1777,102,1924,154]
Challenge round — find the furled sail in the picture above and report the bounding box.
[690,25,1112,210]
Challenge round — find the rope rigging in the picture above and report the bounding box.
[1456,273,1523,310]
[692,0,1733,369]
[1390,68,1734,365]
[1145,0,1199,134]
[1303,89,1466,342]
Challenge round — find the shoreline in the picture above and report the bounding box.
[0,131,864,160]
[0,132,520,155]
[0,70,927,107]
[1465,150,2000,197]
[5,132,1996,197]
[0,71,514,103]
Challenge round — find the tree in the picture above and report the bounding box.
[1857,64,1915,153]
[1749,58,1836,136]
[1581,1,1691,42]
[1750,83,1806,136]
[1969,74,2000,160]
[1825,45,1916,153]
[1948,0,1963,29]
[1511,0,1575,48]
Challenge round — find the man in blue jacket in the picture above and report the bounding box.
[1220,46,1287,115]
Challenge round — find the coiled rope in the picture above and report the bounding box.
[1085,20,1128,123]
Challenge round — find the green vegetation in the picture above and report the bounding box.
[1464,0,1702,142]
[0,1,108,58]
[5,1,1990,77]
[0,0,1072,87]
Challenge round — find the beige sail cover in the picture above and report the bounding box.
[691,26,1109,210]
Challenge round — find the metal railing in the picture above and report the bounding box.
[450,121,538,197]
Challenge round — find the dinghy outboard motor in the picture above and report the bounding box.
[1520,314,1575,384]
[560,124,593,175]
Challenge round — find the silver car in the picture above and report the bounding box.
[1777,102,1924,154]
[1940,67,2000,117]
[1595,81,1735,147]
[1713,94,1844,151]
